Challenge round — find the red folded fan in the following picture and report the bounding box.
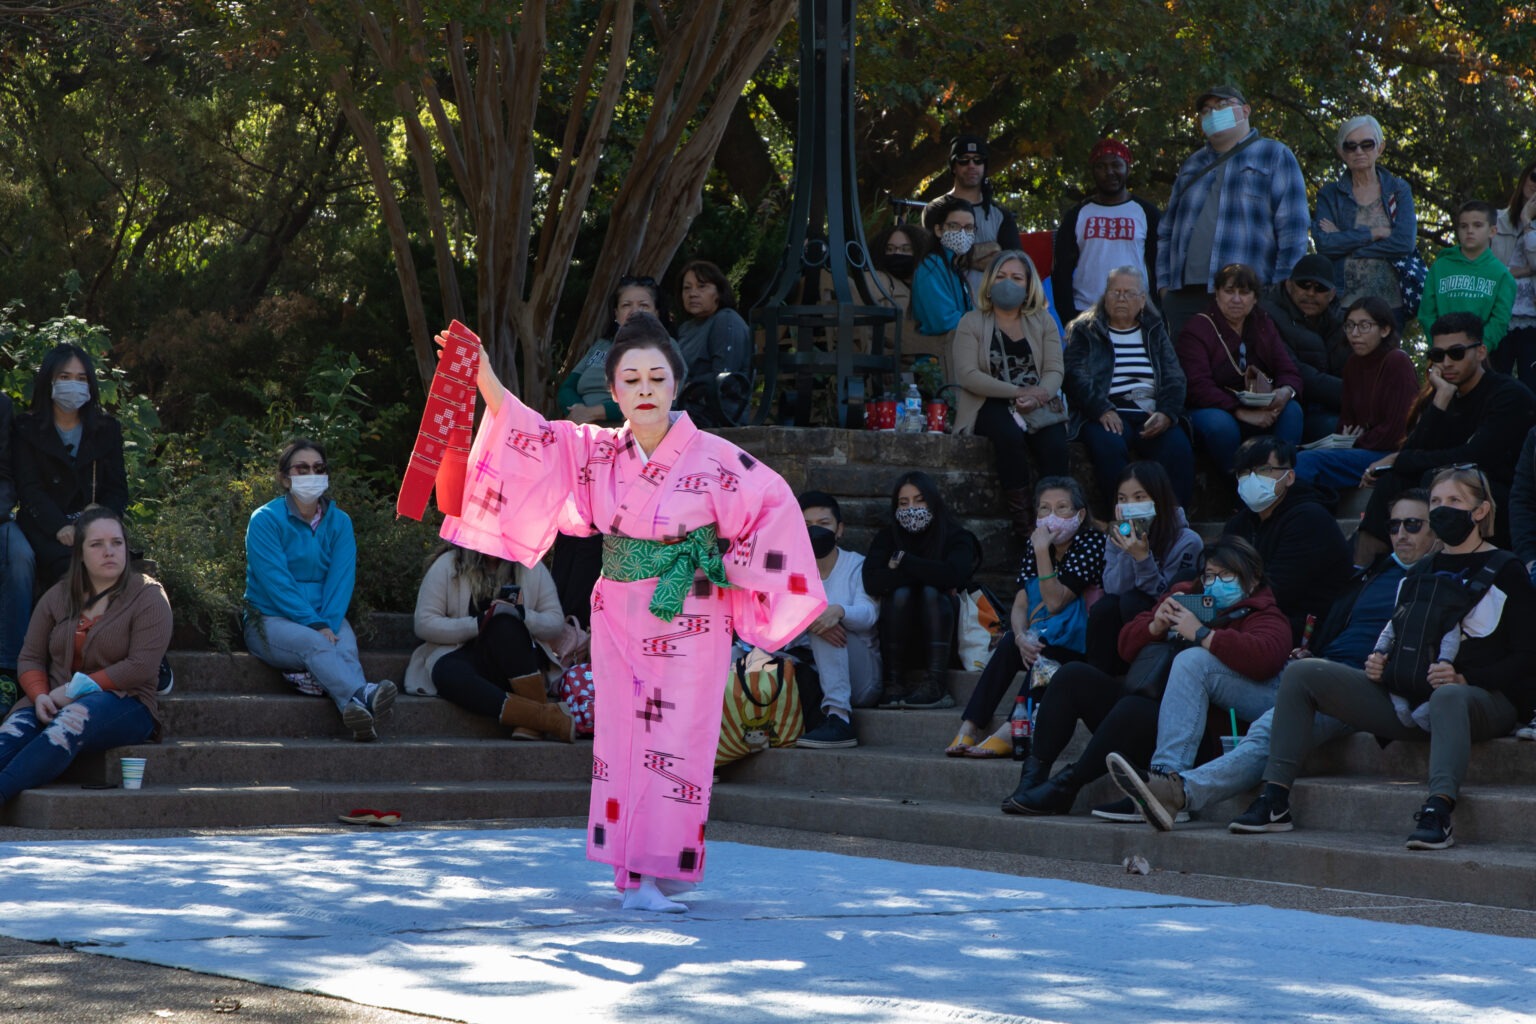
[398,320,481,520]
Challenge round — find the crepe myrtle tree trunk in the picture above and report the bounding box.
[303,0,794,407]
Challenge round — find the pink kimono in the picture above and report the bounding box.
[441,396,826,887]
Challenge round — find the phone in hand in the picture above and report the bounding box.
[497,583,521,604]
[1171,591,1219,623]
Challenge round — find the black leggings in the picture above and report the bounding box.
[1084,590,1158,675]
[878,585,956,679]
[431,613,543,719]
[962,631,1081,725]
[1030,661,1158,786]
[972,397,1070,492]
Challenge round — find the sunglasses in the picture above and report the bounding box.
[1341,139,1378,153]
[1387,517,1425,535]
[953,156,985,167]
[1427,342,1483,363]
[1293,280,1332,293]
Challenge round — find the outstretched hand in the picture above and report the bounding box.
[435,329,505,414]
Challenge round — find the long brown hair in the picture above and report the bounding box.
[426,541,517,606]
[1505,158,1536,226]
[68,506,133,618]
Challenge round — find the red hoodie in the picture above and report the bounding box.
[1118,581,1293,681]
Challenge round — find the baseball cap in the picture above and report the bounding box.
[1195,85,1246,109]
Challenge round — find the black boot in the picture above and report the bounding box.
[1001,763,1082,816]
[876,673,909,709]
[904,642,957,709]
[1013,755,1049,794]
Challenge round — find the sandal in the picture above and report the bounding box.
[337,808,403,827]
[945,723,983,756]
[966,723,1014,759]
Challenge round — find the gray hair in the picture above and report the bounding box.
[1335,115,1384,151]
[1105,265,1147,293]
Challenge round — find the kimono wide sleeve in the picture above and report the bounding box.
[440,393,601,567]
[711,442,828,651]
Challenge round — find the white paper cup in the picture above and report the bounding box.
[120,757,147,790]
[1219,735,1239,757]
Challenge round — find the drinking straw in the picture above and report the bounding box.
[1302,613,1317,650]
[1229,707,1239,741]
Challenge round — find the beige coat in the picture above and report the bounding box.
[949,307,1064,435]
[404,554,565,696]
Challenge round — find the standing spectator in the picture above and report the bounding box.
[1492,159,1536,385]
[1064,266,1193,510]
[243,439,398,742]
[1260,254,1348,441]
[944,135,1021,273]
[1156,85,1310,342]
[1294,297,1420,488]
[793,491,881,750]
[1223,436,1353,644]
[951,250,1068,538]
[1176,263,1304,473]
[0,394,34,705]
[676,260,753,426]
[559,276,668,426]
[863,471,980,711]
[1312,115,1419,313]
[14,344,129,586]
[1053,139,1160,324]
[1417,201,1515,354]
[910,195,977,361]
[1356,312,1536,561]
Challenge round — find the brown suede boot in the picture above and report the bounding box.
[499,693,576,743]
[506,673,548,740]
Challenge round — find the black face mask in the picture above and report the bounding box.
[807,524,838,558]
[883,254,916,278]
[1428,505,1477,546]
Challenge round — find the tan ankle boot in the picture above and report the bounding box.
[498,693,576,743]
[508,672,546,702]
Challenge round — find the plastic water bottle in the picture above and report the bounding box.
[1010,696,1032,761]
[901,383,923,433]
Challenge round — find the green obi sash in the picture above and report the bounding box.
[601,525,732,622]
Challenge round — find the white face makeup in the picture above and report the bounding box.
[611,346,678,432]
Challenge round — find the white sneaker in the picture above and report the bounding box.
[1516,717,1536,741]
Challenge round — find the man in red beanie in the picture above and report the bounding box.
[1053,138,1161,323]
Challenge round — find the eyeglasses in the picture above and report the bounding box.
[1387,517,1425,535]
[1250,465,1291,478]
[885,244,914,255]
[1426,342,1483,363]
[953,156,985,167]
[1341,139,1378,153]
[1199,570,1238,585]
[1293,280,1332,293]
[1198,99,1239,115]
[288,462,327,476]
[618,275,657,288]
[1105,289,1144,300]
[1343,319,1384,334]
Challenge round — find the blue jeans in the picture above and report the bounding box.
[1077,411,1196,510]
[244,616,368,710]
[0,522,35,670]
[1150,647,1281,773]
[0,694,155,803]
[1177,704,1352,813]
[1293,447,1383,489]
[1189,402,1303,474]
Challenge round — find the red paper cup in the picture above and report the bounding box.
[924,402,947,433]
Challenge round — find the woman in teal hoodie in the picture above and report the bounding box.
[243,438,397,742]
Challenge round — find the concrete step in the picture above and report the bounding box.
[62,736,592,787]
[167,651,412,695]
[1,780,591,830]
[707,785,1536,912]
[158,693,512,739]
[1279,775,1536,846]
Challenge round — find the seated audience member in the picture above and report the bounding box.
[1064,266,1194,510]
[1492,160,1536,385]
[856,224,926,358]
[951,250,1069,537]
[1,508,171,808]
[1112,491,1439,830]
[1223,436,1352,644]
[243,439,398,742]
[0,393,34,705]
[1418,200,1515,356]
[14,344,129,584]
[947,477,1104,757]
[863,471,980,711]
[550,533,603,634]
[558,276,667,426]
[1052,139,1160,324]
[675,260,752,426]
[1355,312,1536,562]
[910,195,977,358]
[405,543,577,742]
[1001,536,1282,817]
[793,491,881,750]
[1311,115,1419,316]
[1232,467,1536,849]
[1294,296,1420,488]
[1260,254,1348,441]
[1085,461,1202,675]
[1177,263,1304,472]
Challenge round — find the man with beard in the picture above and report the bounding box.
[944,135,1021,273]
[1053,139,1161,324]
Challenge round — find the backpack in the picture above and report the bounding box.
[1382,551,1517,704]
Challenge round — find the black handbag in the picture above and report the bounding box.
[1123,641,1182,700]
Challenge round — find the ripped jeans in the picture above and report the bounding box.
[0,694,155,804]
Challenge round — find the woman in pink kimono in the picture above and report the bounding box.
[440,312,826,912]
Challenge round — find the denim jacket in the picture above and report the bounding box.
[1311,167,1418,289]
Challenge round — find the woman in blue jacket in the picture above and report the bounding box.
[243,439,396,741]
[1312,115,1417,319]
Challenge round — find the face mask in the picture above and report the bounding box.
[1428,505,1477,546]
[990,279,1027,311]
[1118,500,1157,521]
[807,525,838,558]
[1237,471,1283,513]
[288,474,329,503]
[1201,105,1239,136]
[895,506,933,533]
[1204,577,1245,610]
[884,253,915,278]
[1390,552,1419,571]
[1039,512,1081,541]
[940,229,975,256]
[52,380,91,411]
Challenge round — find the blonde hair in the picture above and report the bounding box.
[1429,466,1496,539]
[977,250,1046,315]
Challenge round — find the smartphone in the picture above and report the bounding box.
[1171,591,1219,623]
[1116,518,1149,539]
[497,583,521,604]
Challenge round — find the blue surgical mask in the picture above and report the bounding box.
[52,380,91,411]
[1200,105,1239,136]
[1389,552,1418,571]
[1204,577,1244,610]
[1237,471,1283,513]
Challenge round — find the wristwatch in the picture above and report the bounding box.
[1194,626,1211,643]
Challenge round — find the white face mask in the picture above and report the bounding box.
[288,474,329,503]
[1201,105,1239,136]
[1237,471,1282,513]
[940,229,975,256]
[52,380,91,411]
